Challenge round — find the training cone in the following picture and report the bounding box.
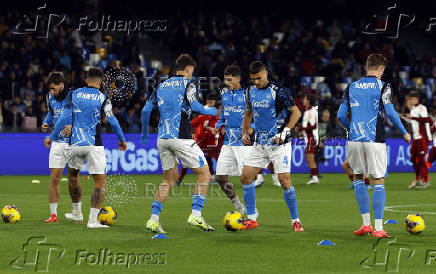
[384,220,399,224]
[153,234,169,239]
[317,240,335,246]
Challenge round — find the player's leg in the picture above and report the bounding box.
[45,168,63,222]
[347,142,372,235]
[85,146,109,228]
[365,142,391,237]
[305,152,319,185]
[418,139,429,187]
[176,167,188,185]
[254,169,265,187]
[428,146,436,165]
[63,146,84,223]
[270,142,303,231]
[146,139,178,233]
[268,163,280,186]
[46,142,69,222]
[215,145,244,213]
[174,139,214,231]
[409,140,421,188]
[241,165,261,229]
[64,167,84,222]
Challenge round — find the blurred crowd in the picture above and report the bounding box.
[0,6,147,133]
[167,12,436,137]
[1,8,436,136]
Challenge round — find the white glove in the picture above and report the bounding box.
[274,127,291,142]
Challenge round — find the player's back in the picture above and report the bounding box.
[70,87,106,146]
[347,76,386,143]
[155,76,192,139]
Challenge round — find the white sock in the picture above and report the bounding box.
[362,213,371,226]
[50,203,57,215]
[247,214,257,221]
[88,208,100,223]
[291,218,300,224]
[192,209,201,218]
[72,201,82,214]
[256,174,264,180]
[375,219,383,231]
[150,214,159,222]
[312,175,319,181]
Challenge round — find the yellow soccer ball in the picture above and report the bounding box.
[404,213,425,234]
[97,206,118,226]
[1,205,21,223]
[223,211,244,231]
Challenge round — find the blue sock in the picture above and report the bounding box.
[152,200,163,215]
[284,186,299,219]
[243,182,256,215]
[373,184,386,220]
[353,180,370,214]
[192,194,206,212]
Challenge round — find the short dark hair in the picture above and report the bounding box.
[249,61,266,74]
[87,67,104,80]
[224,65,241,77]
[304,94,316,106]
[366,53,388,69]
[46,71,65,85]
[408,91,420,99]
[175,54,196,71]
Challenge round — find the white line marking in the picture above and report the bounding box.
[385,204,436,215]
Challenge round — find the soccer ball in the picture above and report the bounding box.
[404,213,425,234]
[97,206,118,226]
[223,211,244,231]
[1,205,21,223]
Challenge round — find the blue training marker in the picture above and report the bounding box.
[317,240,335,246]
[384,220,399,224]
[152,234,168,239]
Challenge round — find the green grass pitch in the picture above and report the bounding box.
[0,173,436,273]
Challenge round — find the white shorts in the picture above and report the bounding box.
[49,142,69,169]
[347,141,387,179]
[216,145,250,176]
[65,146,107,174]
[244,142,292,174]
[157,139,207,171]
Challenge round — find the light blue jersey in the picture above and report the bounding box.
[142,76,217,141]
[337,76,407,143]
[216,87,245,146]
[44,92,69,143]
[245,82,295,145]
[50,86,125,146]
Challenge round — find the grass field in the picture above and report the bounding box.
[1,173,436,273]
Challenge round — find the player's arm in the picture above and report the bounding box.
[42,112,53,132]
[42,95,54,132]
[103,98,127,150]
[186,82,218,116]
[141,90,158,144]
[337,86,350,130]
[274,87,301,143]
[44,99,72,148]
[242,87,253,145]
[409,117,434,123]
[382,83,410,143]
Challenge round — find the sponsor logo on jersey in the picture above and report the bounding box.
[252,100,270,108]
